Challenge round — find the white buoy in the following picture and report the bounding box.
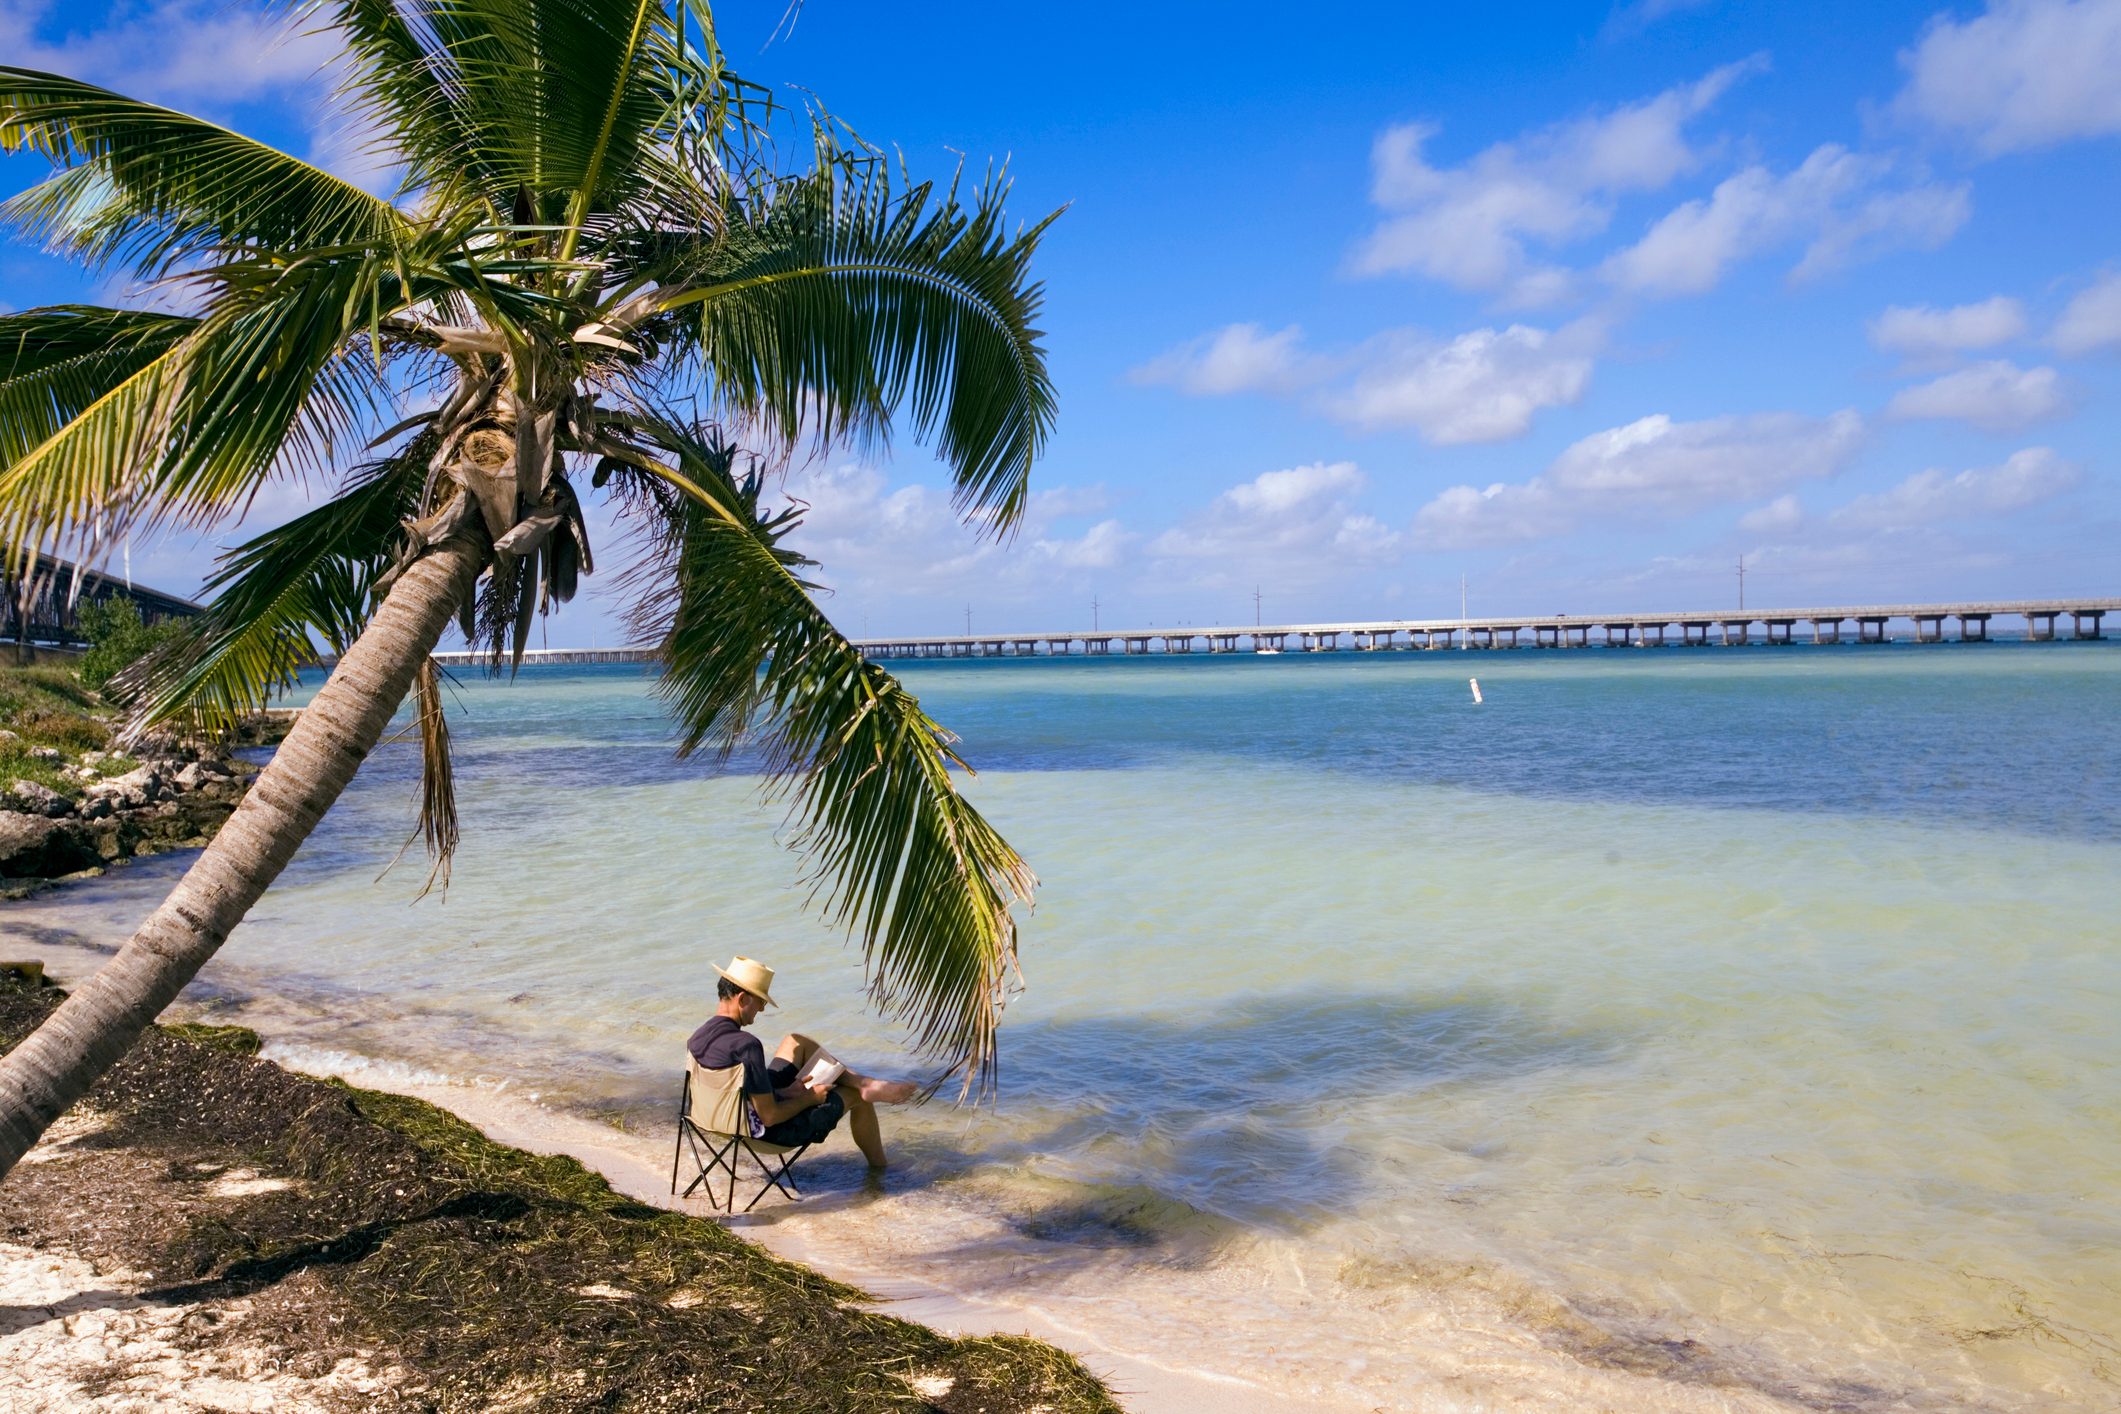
[1469,677,1483,704]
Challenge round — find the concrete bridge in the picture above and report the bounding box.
[853,598,2119,658]
[423,598,2117,668]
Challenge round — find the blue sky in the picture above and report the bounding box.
[4,0,2118,641]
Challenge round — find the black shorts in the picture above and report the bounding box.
[759,1058,846,1146]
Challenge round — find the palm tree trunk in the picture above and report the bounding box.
[0,527,489,1179]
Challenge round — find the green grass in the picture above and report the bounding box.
[163,1023,265,1056]
[0,664,101,720]
[0,665,123,799]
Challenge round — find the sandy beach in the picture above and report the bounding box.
[262,1058,1827,1413]
[0,970,1827,1414]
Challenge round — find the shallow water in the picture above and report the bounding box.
[10,643,2120,1410]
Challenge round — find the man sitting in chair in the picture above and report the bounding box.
[686,955,919,1170]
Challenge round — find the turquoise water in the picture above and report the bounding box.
[15,643,2120,1409]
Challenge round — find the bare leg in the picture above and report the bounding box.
[840,1067,918,1105]
[780,1034,916,1104]
[837,1085,888,1168]
[772,1033,819,1072]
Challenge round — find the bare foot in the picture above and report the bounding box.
[858,1077,918,1105]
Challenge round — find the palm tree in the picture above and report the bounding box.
[0,0,1054,1178]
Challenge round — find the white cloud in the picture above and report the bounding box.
[1604,145,1969,296]
[1413,409,1864,547]
[776,463,1133,601]
[2051,272,2121,355]
[1219,461,1364,515]
[1130,323,1313,395]
[1149,462,1400,587]
[1331,323,1599,443]
[0,1,394,195]
[0,1,336,109]
[1605,0,1720,33]
[1135,319,1599,444]
[1895,0,2121,155]
[1352,59,1762,304]
[1829,447,2080,529]
[1410,482,1575,549]
[1869,297,2028,356]
[1549,410,1864,503]
[1739,494,1806,534]
[1791,181,1973,281]
[1884,360,2069,429]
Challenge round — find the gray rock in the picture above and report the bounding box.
[174,762,214,791]
[107,765,161,794]
[81,749,110,766]
[26,745,62,764]
[0,811,97,878]
[87,778,152,810]
[0,729,16,744]
[79,795,115,821]
[9,780,71,818]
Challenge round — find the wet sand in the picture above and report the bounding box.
[323,1064,1816,1414]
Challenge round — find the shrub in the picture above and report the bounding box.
[76,597,182,694]
[0,666,99,721]
[0,741,73,798]
[12,709,109,751]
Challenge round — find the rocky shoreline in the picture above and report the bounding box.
[0,659,297,900]
[1,733,263,899]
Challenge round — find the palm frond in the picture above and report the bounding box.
[118,442,430,732]
[325,0,728,234]
[316,0,504,216]
[0,305,195,475]
[640,141,1059,534]
[618,416,1033,1094]
[0,67,405,276]
[410,655,460,896]
[0,238,487,560]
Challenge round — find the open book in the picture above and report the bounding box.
[796,1048,846,1089]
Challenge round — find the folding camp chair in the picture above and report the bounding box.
[670,1056,812,1212]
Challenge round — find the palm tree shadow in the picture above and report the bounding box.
[764,993,1632,1277]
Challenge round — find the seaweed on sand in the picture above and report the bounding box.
[0,977,1121,1413]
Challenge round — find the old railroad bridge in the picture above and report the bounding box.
[428,598,2117,667]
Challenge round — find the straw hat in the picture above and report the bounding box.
[711,955,778,1008]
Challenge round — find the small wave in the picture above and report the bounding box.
[260,1042,530,1098]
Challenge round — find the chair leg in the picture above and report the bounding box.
[670,1077,689,1196]
[738,1141,809,1213]
[678,1125,740,1209]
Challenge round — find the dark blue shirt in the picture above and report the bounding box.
[687,1015,771,1096]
